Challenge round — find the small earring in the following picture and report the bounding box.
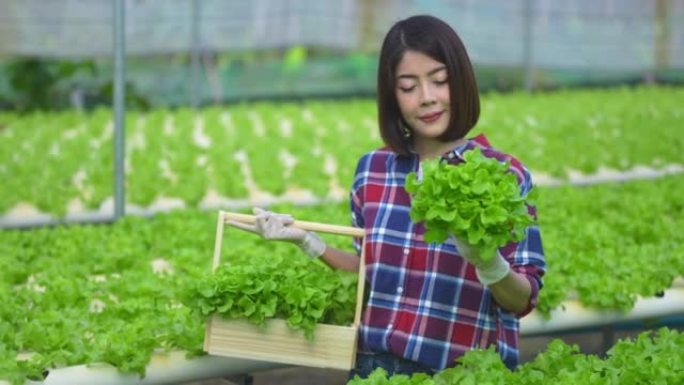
[400,122,411,139]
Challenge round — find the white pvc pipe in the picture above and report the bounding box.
[521,287,684,335]
[0,351,284,385]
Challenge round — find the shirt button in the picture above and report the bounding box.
[403,248,409,255]
[388,323,393,329]
[397,287,403,294]
[448,152,455,159]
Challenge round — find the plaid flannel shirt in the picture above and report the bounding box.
[350,134,546,370]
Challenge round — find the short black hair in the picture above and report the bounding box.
[377,15,480,155]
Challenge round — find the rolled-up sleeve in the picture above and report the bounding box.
[503,221,546,317]
[505,162,546,317]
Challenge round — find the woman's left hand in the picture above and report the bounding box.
[451,236,510,286]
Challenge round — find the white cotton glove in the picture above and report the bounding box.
[227,208,327,259]
[451,236,510,286]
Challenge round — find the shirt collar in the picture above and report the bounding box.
[395,134,490,168]
[441,139,471,162]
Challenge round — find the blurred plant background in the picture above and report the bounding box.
[1,0,682,112]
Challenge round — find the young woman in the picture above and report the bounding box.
[229,15,545,379]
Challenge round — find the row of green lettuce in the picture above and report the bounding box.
[347,328,684,384]
[1,174,683,383]
[1,86,683,216]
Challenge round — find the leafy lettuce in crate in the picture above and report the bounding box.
[184,248,357,340]
[405,147,535,262]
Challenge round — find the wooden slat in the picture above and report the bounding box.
[212,212,226,271]
[206,317,359,370]
[353,241,366,327]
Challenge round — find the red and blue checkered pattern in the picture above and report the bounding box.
[349,134,545,370]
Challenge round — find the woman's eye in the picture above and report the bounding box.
[435,79,448,85]
[399,86,416,93]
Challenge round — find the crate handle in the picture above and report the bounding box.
[220,211,365,238]
[212,210,367,328]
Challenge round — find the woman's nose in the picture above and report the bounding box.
[420,83,437,106]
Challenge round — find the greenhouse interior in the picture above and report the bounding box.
[1,0,684,384]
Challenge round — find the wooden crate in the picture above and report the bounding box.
[203,211,367,370]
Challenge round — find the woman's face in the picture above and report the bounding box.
[395,50,451,140]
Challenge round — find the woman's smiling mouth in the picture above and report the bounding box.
[419,111,444,123]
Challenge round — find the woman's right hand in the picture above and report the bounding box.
[228,207,305,242]
[228,208,326,258]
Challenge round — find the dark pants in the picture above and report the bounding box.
[347,352,435,381]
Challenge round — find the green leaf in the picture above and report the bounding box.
[481,206,508,225]
[404,148,533,261]
[238,297,256,316]
[425,227,448,244]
